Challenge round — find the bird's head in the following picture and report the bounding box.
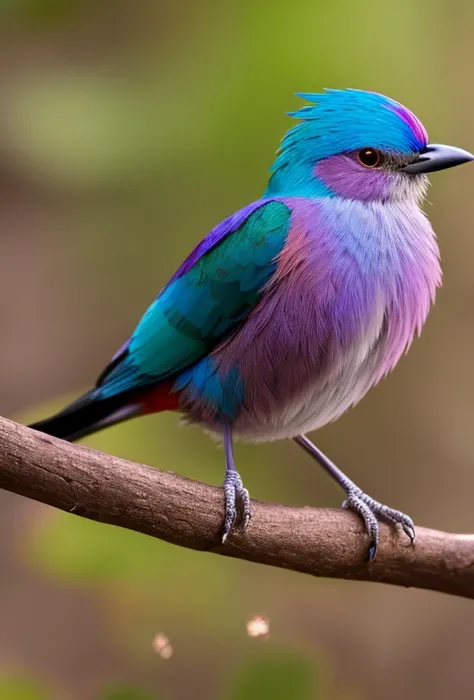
[265,89,473,203]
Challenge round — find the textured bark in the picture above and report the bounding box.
[1,416,473,599]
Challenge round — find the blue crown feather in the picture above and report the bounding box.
[272,89,428,174]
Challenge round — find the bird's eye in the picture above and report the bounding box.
[357,148,383,168]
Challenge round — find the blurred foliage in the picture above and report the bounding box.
[222,653,317,700]
[99,686,157,700]
[0,0,97,26]
[0,676,50,700]
[0,655,320,700]
[99,655,319,700]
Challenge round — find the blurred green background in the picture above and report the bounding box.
[1,0,474,698]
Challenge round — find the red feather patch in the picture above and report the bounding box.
[140,380,180,414]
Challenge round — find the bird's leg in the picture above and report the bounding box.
[293,434,415,561]
[222,423,251,543]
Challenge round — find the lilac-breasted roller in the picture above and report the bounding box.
[30,89,474,559]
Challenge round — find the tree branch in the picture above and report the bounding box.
[0,415,473,599]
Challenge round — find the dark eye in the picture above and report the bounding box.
[357,148,383,168]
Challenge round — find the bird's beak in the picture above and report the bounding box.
[401,143,474,174]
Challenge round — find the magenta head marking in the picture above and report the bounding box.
[385,98,429,151]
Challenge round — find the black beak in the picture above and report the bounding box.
[401,143,474,174]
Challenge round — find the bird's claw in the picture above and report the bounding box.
[342,487,415,561]
[222,471,251,543]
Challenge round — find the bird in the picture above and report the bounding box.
[29,88,474,560]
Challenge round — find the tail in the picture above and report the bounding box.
[28,390,141,442]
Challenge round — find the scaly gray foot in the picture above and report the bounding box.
[342,487,415,561]
[222,471,251,543]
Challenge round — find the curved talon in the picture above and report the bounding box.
[222,486,237,543]
[241,491,251,530]
[402,521,416,543]
[343,490,380,559]
[221,474,251,543]
[368,540,377,562]
[342,487,415,560]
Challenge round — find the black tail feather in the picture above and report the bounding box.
[28,390,140,442]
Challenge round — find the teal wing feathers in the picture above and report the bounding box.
[98,200,292,399]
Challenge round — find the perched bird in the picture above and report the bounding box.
[29,89,473,559]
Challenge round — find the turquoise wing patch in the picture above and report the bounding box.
[99,200,291,398]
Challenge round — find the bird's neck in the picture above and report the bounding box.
[275,195,441,315]
[264,161,333,198]
[318,196,440,278]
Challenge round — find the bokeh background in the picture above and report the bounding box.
[1,1,474,698]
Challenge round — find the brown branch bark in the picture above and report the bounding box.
[0,415,473,599]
